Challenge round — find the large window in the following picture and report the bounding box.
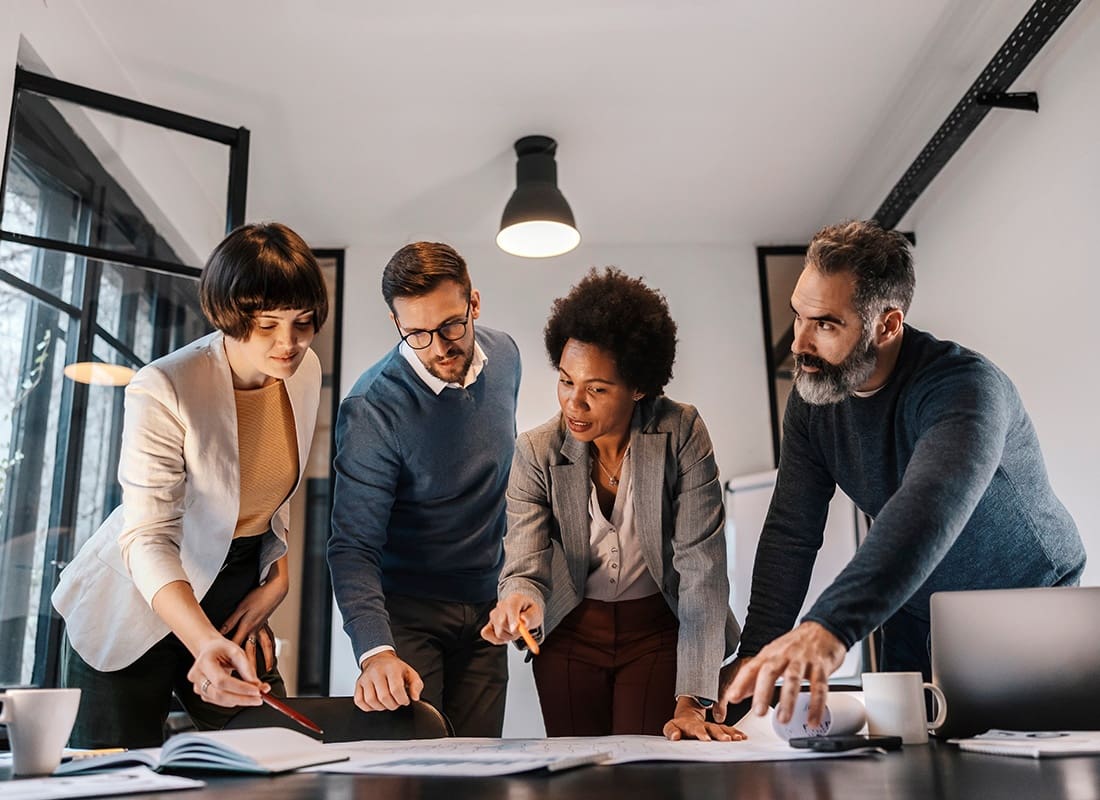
[0,68,248,687]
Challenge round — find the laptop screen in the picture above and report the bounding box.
[930,586,1100,738]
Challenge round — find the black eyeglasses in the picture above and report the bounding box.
[394,300,471,350]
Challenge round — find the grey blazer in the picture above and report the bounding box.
[499,396,740,700]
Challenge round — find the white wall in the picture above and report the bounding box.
[333,241,773,483]
[899,0,1100,586]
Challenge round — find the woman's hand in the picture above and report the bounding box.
[219,581,286,671]
[663,696,748,742]
[151,580,273,702]
[187,636,268,708]
[480,593,543,645]
[217,554,288,671]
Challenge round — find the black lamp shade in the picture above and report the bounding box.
[497,135,580,258]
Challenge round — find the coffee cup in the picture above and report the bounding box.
[0,688,81,775]
[861,671,946,744]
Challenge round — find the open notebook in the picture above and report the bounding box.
[55,727,348,775]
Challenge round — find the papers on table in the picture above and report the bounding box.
[310,750,612,776]
[951,730,1100,758]
[0,766,201,799]
[308,708,878,776]
[3,708,880,787]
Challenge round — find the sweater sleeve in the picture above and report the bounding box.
[737,394,836,657]
[802,363,1012,647]
[328,394,402,657]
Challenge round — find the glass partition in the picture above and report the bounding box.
[0,244,208,686]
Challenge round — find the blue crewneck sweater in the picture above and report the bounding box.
[739,325,1085,656]
[329,326,521,656]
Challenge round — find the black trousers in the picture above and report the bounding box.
[63,535,285,748]
[385,592,507,737]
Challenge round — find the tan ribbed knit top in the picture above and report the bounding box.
[233,380,299,538]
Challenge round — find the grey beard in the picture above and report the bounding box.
[793,336,878,405]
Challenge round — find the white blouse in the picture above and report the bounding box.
[584,451,661,602]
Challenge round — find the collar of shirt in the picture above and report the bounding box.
[400,338,487,395]
[851,383,887,399]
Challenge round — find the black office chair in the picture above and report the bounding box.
[223,697,453,743]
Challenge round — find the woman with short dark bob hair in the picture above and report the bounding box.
[483,267,742,741]
[54,222,327,748]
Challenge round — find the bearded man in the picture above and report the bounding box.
[713,220,1085,731]
[329,242,521,736]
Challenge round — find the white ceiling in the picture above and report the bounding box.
[69,0,1037,251]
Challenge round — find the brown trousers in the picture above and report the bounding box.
[532,593,678,736]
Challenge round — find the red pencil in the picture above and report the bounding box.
[262,693,324,736]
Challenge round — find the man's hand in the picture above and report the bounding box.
[480,593,543,646]
[355,651,424,712]
[713,657,747,723]
[724,622,847,727]
[662,696,747,742]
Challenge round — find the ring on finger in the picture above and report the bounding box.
[200,678,212,695]
[247,635,257,645]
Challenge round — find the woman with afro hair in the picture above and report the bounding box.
[482,267,742,741]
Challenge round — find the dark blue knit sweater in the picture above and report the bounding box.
[739,325,1085,656]
[329,326,521,656]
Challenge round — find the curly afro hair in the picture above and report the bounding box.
[544,267,677,397]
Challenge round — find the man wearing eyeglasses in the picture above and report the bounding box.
[329,242,521,736]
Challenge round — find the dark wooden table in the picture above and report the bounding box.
[6,740,1100,799]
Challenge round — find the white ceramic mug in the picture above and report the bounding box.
[861,672,946,744]
[0,688,82,775]
[772,692,867,740]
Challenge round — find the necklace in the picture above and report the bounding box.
[592,446,628,487]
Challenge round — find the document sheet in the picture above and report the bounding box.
[310,709,877,775]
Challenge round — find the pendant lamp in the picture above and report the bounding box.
[496,135,580,258]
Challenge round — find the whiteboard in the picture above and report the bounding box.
[725,469,867,679]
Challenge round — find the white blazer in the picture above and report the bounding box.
[52,331,321,671]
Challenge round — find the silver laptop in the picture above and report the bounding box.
[930,586,1100,738]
